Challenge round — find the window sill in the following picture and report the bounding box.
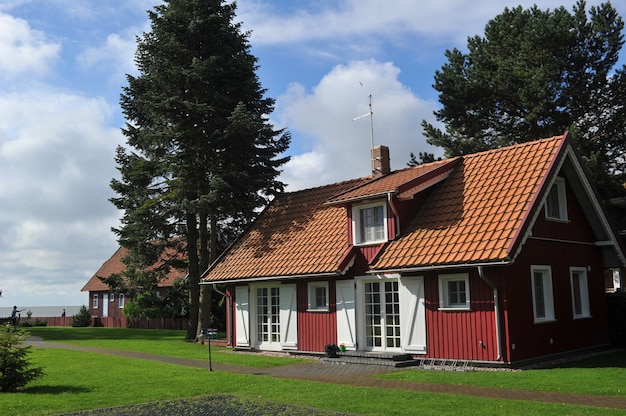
[307,308,329,313]
[573,315,592,320]
[533,318,557,324]
[354,240,387,247]
[438,307,471,312]
[545,217,569,223]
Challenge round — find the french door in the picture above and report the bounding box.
[363,280,401,351]
[256,286,280,348]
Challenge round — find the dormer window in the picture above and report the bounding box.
[545,177,568,221]
[353,202,387,245]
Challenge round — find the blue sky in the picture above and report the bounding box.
[1,0,624,307]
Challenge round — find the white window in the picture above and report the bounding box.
[307,282,329,311]
[570,267,591,318]
[110,293,115,302]
[438,273,470,310]
[93,294,99,309]
[119,293,125,309]
[531,266,555,323]
[352,202,387,245]
[545,177,568,221]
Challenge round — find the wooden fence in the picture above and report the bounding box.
[26,316,189,330]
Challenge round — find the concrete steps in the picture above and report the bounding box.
[321,350,421,368]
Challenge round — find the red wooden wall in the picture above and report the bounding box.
[421,268,498,362]
[296,279,338,352]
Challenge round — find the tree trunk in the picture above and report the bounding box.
[196,211,212,336]
[185,211,200,341]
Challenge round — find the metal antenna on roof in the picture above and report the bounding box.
[352,94,375,173]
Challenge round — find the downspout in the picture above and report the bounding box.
[477,266,502,361]
[388,193,400,237]
[212,284,232,347]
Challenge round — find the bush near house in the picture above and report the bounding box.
[607,291,626,346]
[71,305,91,327]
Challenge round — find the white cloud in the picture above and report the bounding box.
[238,0,587,47]
[237,0,626,47]
[277,59,440,191]
[0,12,60,78]
[0,90,122,307]
[78,31,139,84]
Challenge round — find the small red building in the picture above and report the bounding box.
[82,246,186,320]
[201,133,625,365]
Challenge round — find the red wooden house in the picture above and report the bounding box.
[201,133,625,365]
[82,246,186,320]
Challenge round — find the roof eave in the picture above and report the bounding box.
[201,271,341,285]
[369,259,512,274]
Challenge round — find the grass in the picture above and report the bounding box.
[4,349,624,416]
[378,350,626,397]
[27,327,310,368]
[3,326,624,416]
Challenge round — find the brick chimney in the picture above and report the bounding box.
[372,145,390,178]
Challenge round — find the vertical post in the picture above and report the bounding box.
[208,330,213,371]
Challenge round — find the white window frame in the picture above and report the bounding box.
[438,273,470,311]
[570,267,591,319]
[110,293,115,302]
[307,281,329,311]
[118,293,125,309]
[352,201,388,245]
[93,294,99,309]
[545,177,568,221]
[531,265,556,323]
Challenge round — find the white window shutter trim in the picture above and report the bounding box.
[399,276,426,353]
[235,286,250,347]
[280,284,298,349]
[336,280,356,348]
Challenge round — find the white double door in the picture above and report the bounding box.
[235,283,297,351]
[340,275,426,353]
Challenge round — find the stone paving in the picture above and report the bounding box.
[27,339,626,413]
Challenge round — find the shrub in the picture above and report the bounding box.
[607,291,626,346]
[0,327,44,392]
[71,305,92,327]
[324,344,340,358]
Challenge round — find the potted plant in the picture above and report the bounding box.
[324,344,340,358]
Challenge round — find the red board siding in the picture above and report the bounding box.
[532,177,596,242]
[502,238,609,362]
[422,269,498,361]
[297,280,337,352]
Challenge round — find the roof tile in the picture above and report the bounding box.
[372,135,564,269]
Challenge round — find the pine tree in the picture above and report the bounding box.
[422,1,626,199]
[111,0,290,340]
[0,327,44,391]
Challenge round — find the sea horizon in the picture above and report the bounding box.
[0,305,83,318]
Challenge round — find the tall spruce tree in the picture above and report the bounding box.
[111,0,290,340]
[422,0,626,199]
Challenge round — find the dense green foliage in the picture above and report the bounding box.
[109,0,290,336]
[423,0,626,199]
[71,305,91,327]
[0,327,43,392]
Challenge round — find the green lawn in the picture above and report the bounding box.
[3,326,623,416]
[27,326,310,368]
[378,350,626,397]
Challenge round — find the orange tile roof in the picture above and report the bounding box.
[372,135,564,269]
[81,246,187,292]
[203,178,370,281]
[203,134,567,282]
[327,158,460,204]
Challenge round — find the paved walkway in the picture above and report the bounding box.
[27,339,626,411]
